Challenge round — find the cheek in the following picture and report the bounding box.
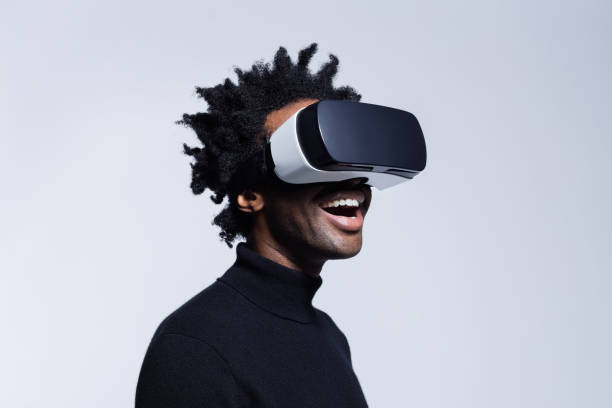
[266,197,323,237]
[287,200,322,229]
[266,199,306,229]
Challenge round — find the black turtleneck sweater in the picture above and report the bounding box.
[135,243,369,407]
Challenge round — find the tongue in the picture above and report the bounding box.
[321,204,364,232]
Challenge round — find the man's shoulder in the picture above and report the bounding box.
[151,276,244,343]
[315,308,345,331]
[313,307,353,358]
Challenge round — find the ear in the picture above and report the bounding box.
[236,190,265,213]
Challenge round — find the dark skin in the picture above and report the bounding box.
[237,99,373,278]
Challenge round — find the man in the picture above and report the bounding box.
[136,43,373,407]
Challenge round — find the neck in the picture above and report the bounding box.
[247,235,324,279]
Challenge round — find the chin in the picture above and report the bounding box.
[319,233,364,260]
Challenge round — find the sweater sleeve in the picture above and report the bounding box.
[135,333,244,408]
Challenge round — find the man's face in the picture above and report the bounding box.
[257,98,373,262]
[261,177,372,262]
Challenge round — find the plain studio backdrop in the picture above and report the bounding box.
[1,1,610,407]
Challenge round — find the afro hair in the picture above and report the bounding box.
[178,43,361,247]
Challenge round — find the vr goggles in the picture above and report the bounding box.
[266,100,426,190]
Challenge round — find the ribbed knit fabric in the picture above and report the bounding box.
[135,243,369,407]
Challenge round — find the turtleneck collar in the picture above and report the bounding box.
[217,242,323,323]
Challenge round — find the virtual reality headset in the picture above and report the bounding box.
[266,100,426,190]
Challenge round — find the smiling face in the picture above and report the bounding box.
[238,98,373,272]
[262,175,372,264]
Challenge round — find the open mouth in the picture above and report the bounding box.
[319,199,361,218]
[316,189,366,232]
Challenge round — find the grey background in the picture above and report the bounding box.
[1,0,610,407]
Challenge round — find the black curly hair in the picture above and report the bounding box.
[178,43,361,247]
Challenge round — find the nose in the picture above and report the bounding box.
[347,177,368,186]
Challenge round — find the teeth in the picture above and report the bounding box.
[322,198,360,208]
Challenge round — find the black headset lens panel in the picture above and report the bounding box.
[296,100,426,177]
